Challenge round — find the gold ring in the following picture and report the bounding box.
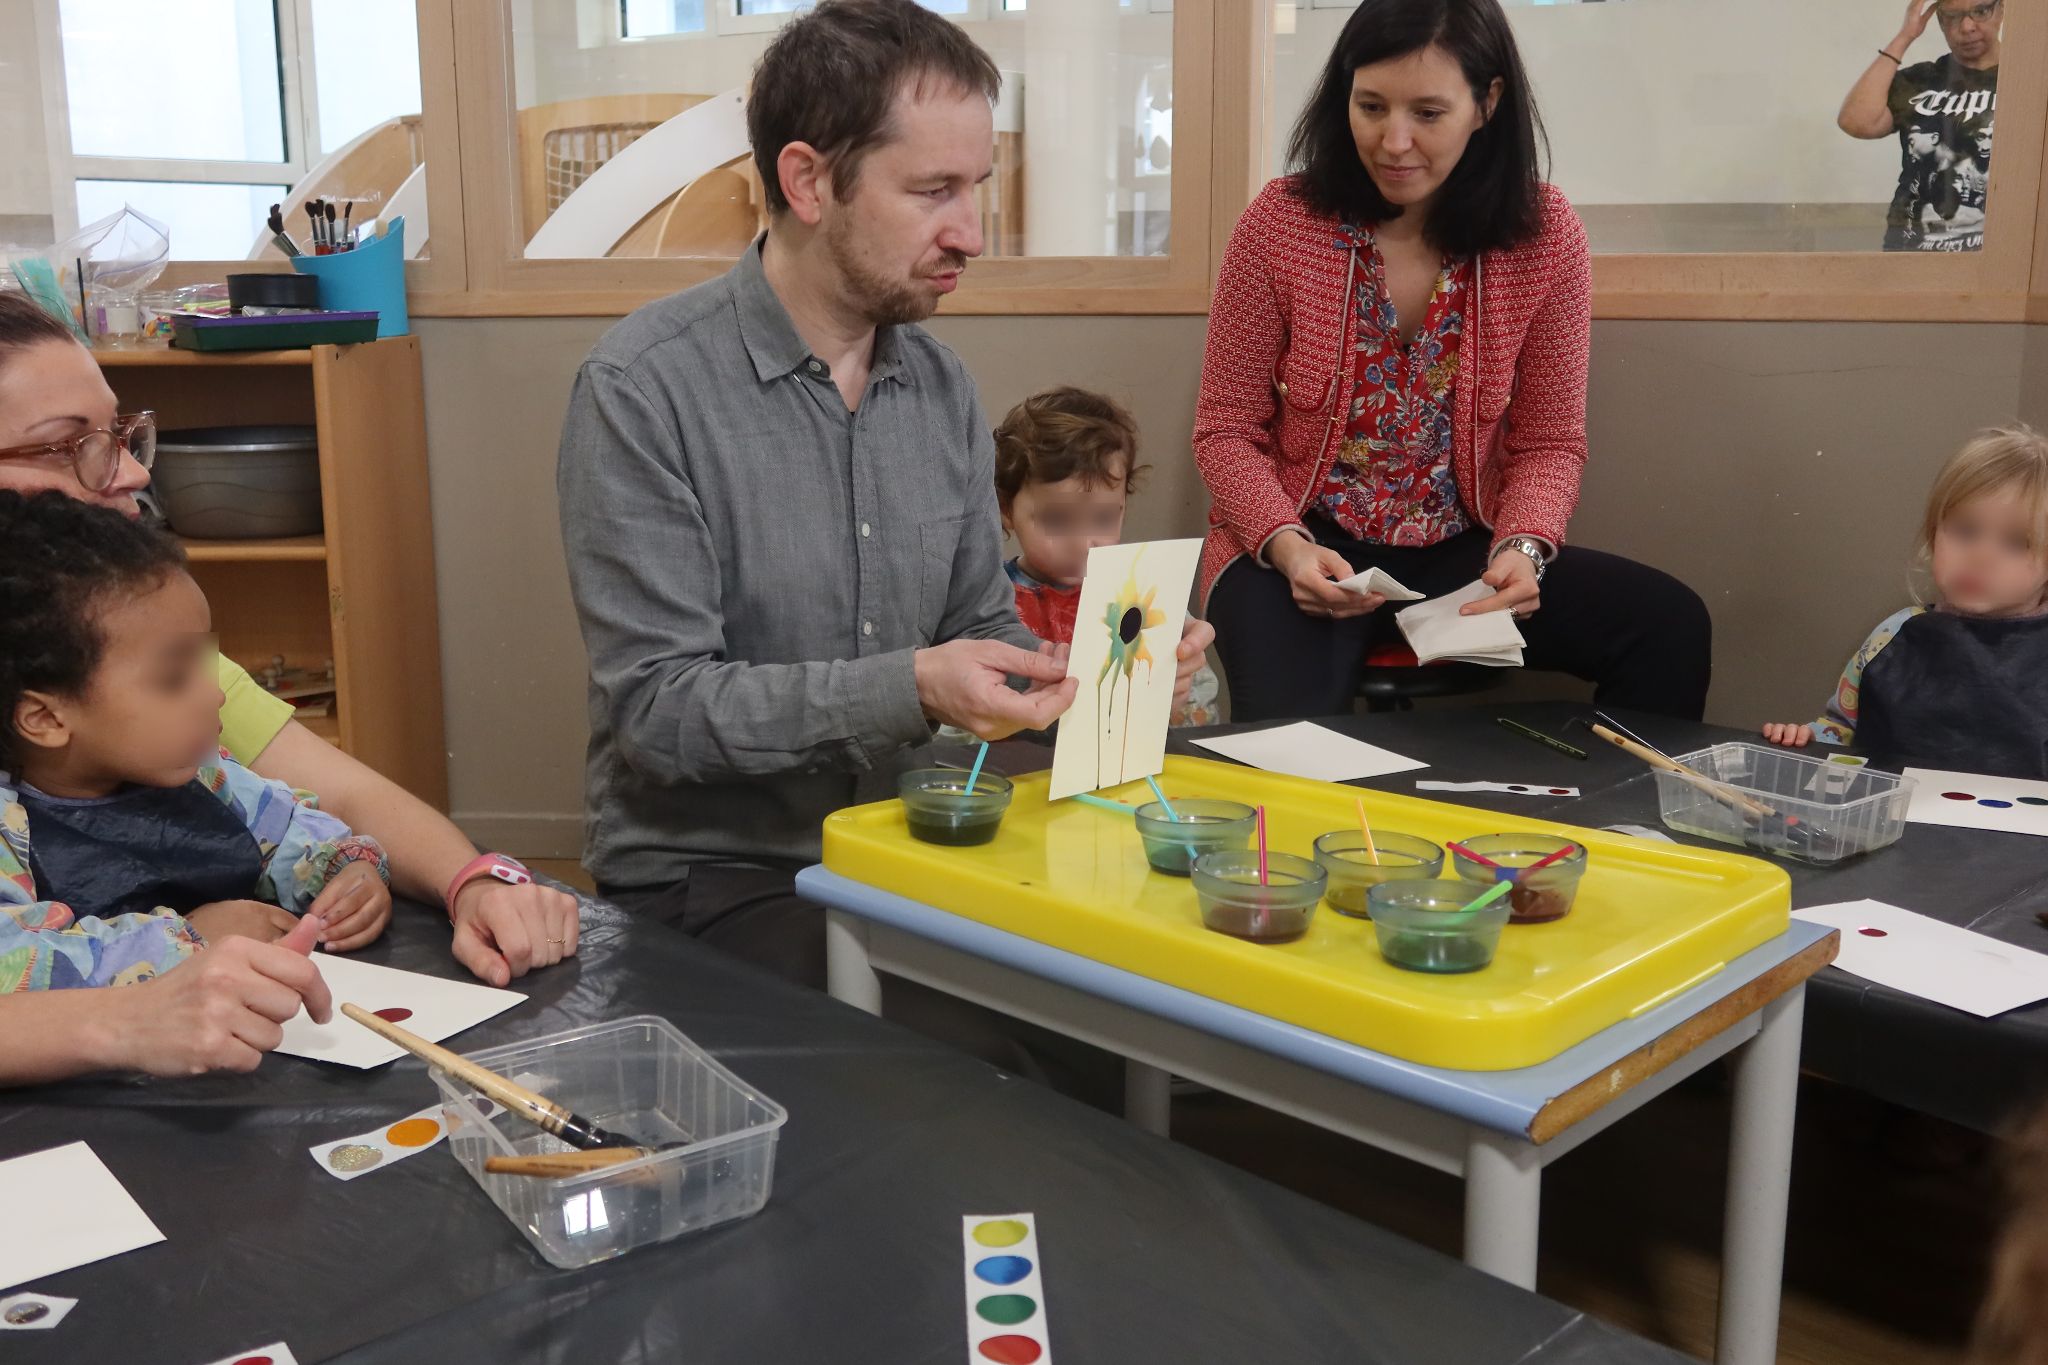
[547,937,564,946]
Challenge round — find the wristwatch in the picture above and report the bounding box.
[1491,535,1550,584]
[444,852,533,918]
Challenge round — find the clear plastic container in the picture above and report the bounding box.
[1312,830,1444,918]
[1134,798,1256,876]
[1653,742,1913,865]
[431,1016,788,1270]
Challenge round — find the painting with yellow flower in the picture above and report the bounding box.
[1048,538,1204,800]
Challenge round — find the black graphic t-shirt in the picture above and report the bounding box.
[1885,55,1997,252]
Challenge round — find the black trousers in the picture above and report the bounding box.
[1208,522,1713,722]
[601,863,1124,1110]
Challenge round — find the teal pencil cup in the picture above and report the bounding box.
[293,215,409,338]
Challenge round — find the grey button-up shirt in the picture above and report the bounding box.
[558,241,1037,887]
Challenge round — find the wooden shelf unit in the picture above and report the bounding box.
[100,338,448,808]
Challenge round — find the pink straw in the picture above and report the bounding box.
[1255,805,1269,885]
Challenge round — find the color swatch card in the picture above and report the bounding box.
[1333,566,1424,601]
[1049,539,1202,800]
[963,1214,1052,1364]
[1792,900,2048,1017]
[278,955,524,1068]
[0,1142,165,1292]
[196,1343,299,1365]
[1903,769,2048,837]
[1192,721,1426,783]
[309,1099,486,1180]
[1417,780,1580,797]
[0,1291,76,1330]
[1395,580,1525,666]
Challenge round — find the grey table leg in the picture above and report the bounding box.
[1715,983,1806,1365]
[1463,1127,1542,1290]
[1124,1059,1172,1137]
[825,909,883,1015]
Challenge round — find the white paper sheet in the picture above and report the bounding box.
[0,1143,164,1293]
[1792,900,2048,1017]
[277,955,525,1069]
[1333,567,1424,601]
[1902,768,2048,837]
[1048,539,1203,800]
[1416,780,1580,798]
[1394,580,1525,666]
[1191,721,1427,782]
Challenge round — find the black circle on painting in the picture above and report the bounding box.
[1119,607,1143,644]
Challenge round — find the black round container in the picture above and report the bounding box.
[227,273,320,312]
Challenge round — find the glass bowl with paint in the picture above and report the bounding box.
[899,769,1014,847]
[1133,798,1257,875]
[1448,834,1589,925]
[433,1015,788,1270]
[1367,880,1512,973]
[1190,851,1327,944]
[1652,741,1913,864]
[1311,831,1444,917]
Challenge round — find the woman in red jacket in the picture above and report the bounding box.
[1195,0,1710,721]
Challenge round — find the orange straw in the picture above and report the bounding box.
[1356,798,1381,865]
[1255,805,1269,885]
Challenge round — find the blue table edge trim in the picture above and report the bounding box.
[796,865,1835,1140]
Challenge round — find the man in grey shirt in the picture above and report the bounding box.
[557,0,1214,986]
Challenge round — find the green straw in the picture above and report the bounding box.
[1456,880,1514,914]
[1145,775,1179,821]
[963,741,990,795]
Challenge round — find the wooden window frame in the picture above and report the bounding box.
[117,0,2048,321]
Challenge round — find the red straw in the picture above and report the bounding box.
[1255,805,1269,885]
[1447,840,1500,869]
[1524,843,1578,873]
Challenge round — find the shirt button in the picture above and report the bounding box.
[862,620,874,637]
[860,522,872,538]
[806,360,824,375]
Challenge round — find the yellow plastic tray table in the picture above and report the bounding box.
[822,756,1790,1071]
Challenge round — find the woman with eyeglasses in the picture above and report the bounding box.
[1839,0,2001,252]
[0,291,579,1084]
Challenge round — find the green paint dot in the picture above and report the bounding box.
[971,1219,1029,1247]
[976,1295,1037,1326]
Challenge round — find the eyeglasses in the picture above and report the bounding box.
[0,413,157,494]
[1937,0,2000,29]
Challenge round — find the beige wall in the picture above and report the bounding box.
[418,313,2034,858]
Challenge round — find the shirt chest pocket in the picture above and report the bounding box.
[1274,337,1337,417]
[918,516,965,645]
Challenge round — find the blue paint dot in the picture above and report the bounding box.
[1980,799,2015,809]
[973,1255,1033,1286]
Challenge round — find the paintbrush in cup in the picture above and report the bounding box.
[339,1002,645,1155]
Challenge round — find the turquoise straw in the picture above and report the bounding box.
[1068,792,1132,813]
[1145,775,1179,821]
[963,741,990,795]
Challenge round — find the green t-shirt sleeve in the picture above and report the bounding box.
[216,654,295,766]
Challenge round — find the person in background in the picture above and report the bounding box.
[0,290,575,1084]
[1763,424,2048,776]
[1839,0,2000,252]
[1195,0,1710,723]
[994,387,1220,727]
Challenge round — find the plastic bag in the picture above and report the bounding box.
[8,205,171,340]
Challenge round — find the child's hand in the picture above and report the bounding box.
[186,899,301,945]
[1761,723,1814,748]
[310,860,392,952]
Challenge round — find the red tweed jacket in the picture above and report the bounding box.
[1193,176,1592,606]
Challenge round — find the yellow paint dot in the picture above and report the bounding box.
[384,1117,441,1148]
[971,1219,1029,1248]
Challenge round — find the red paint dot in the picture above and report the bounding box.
[234,1357,274,1365]
[978,1337,1044,1365]
[1549,788,1572,796]
[1858,927,1888,938]
[373,1007,413,1023]
[1942,791,1976,801]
